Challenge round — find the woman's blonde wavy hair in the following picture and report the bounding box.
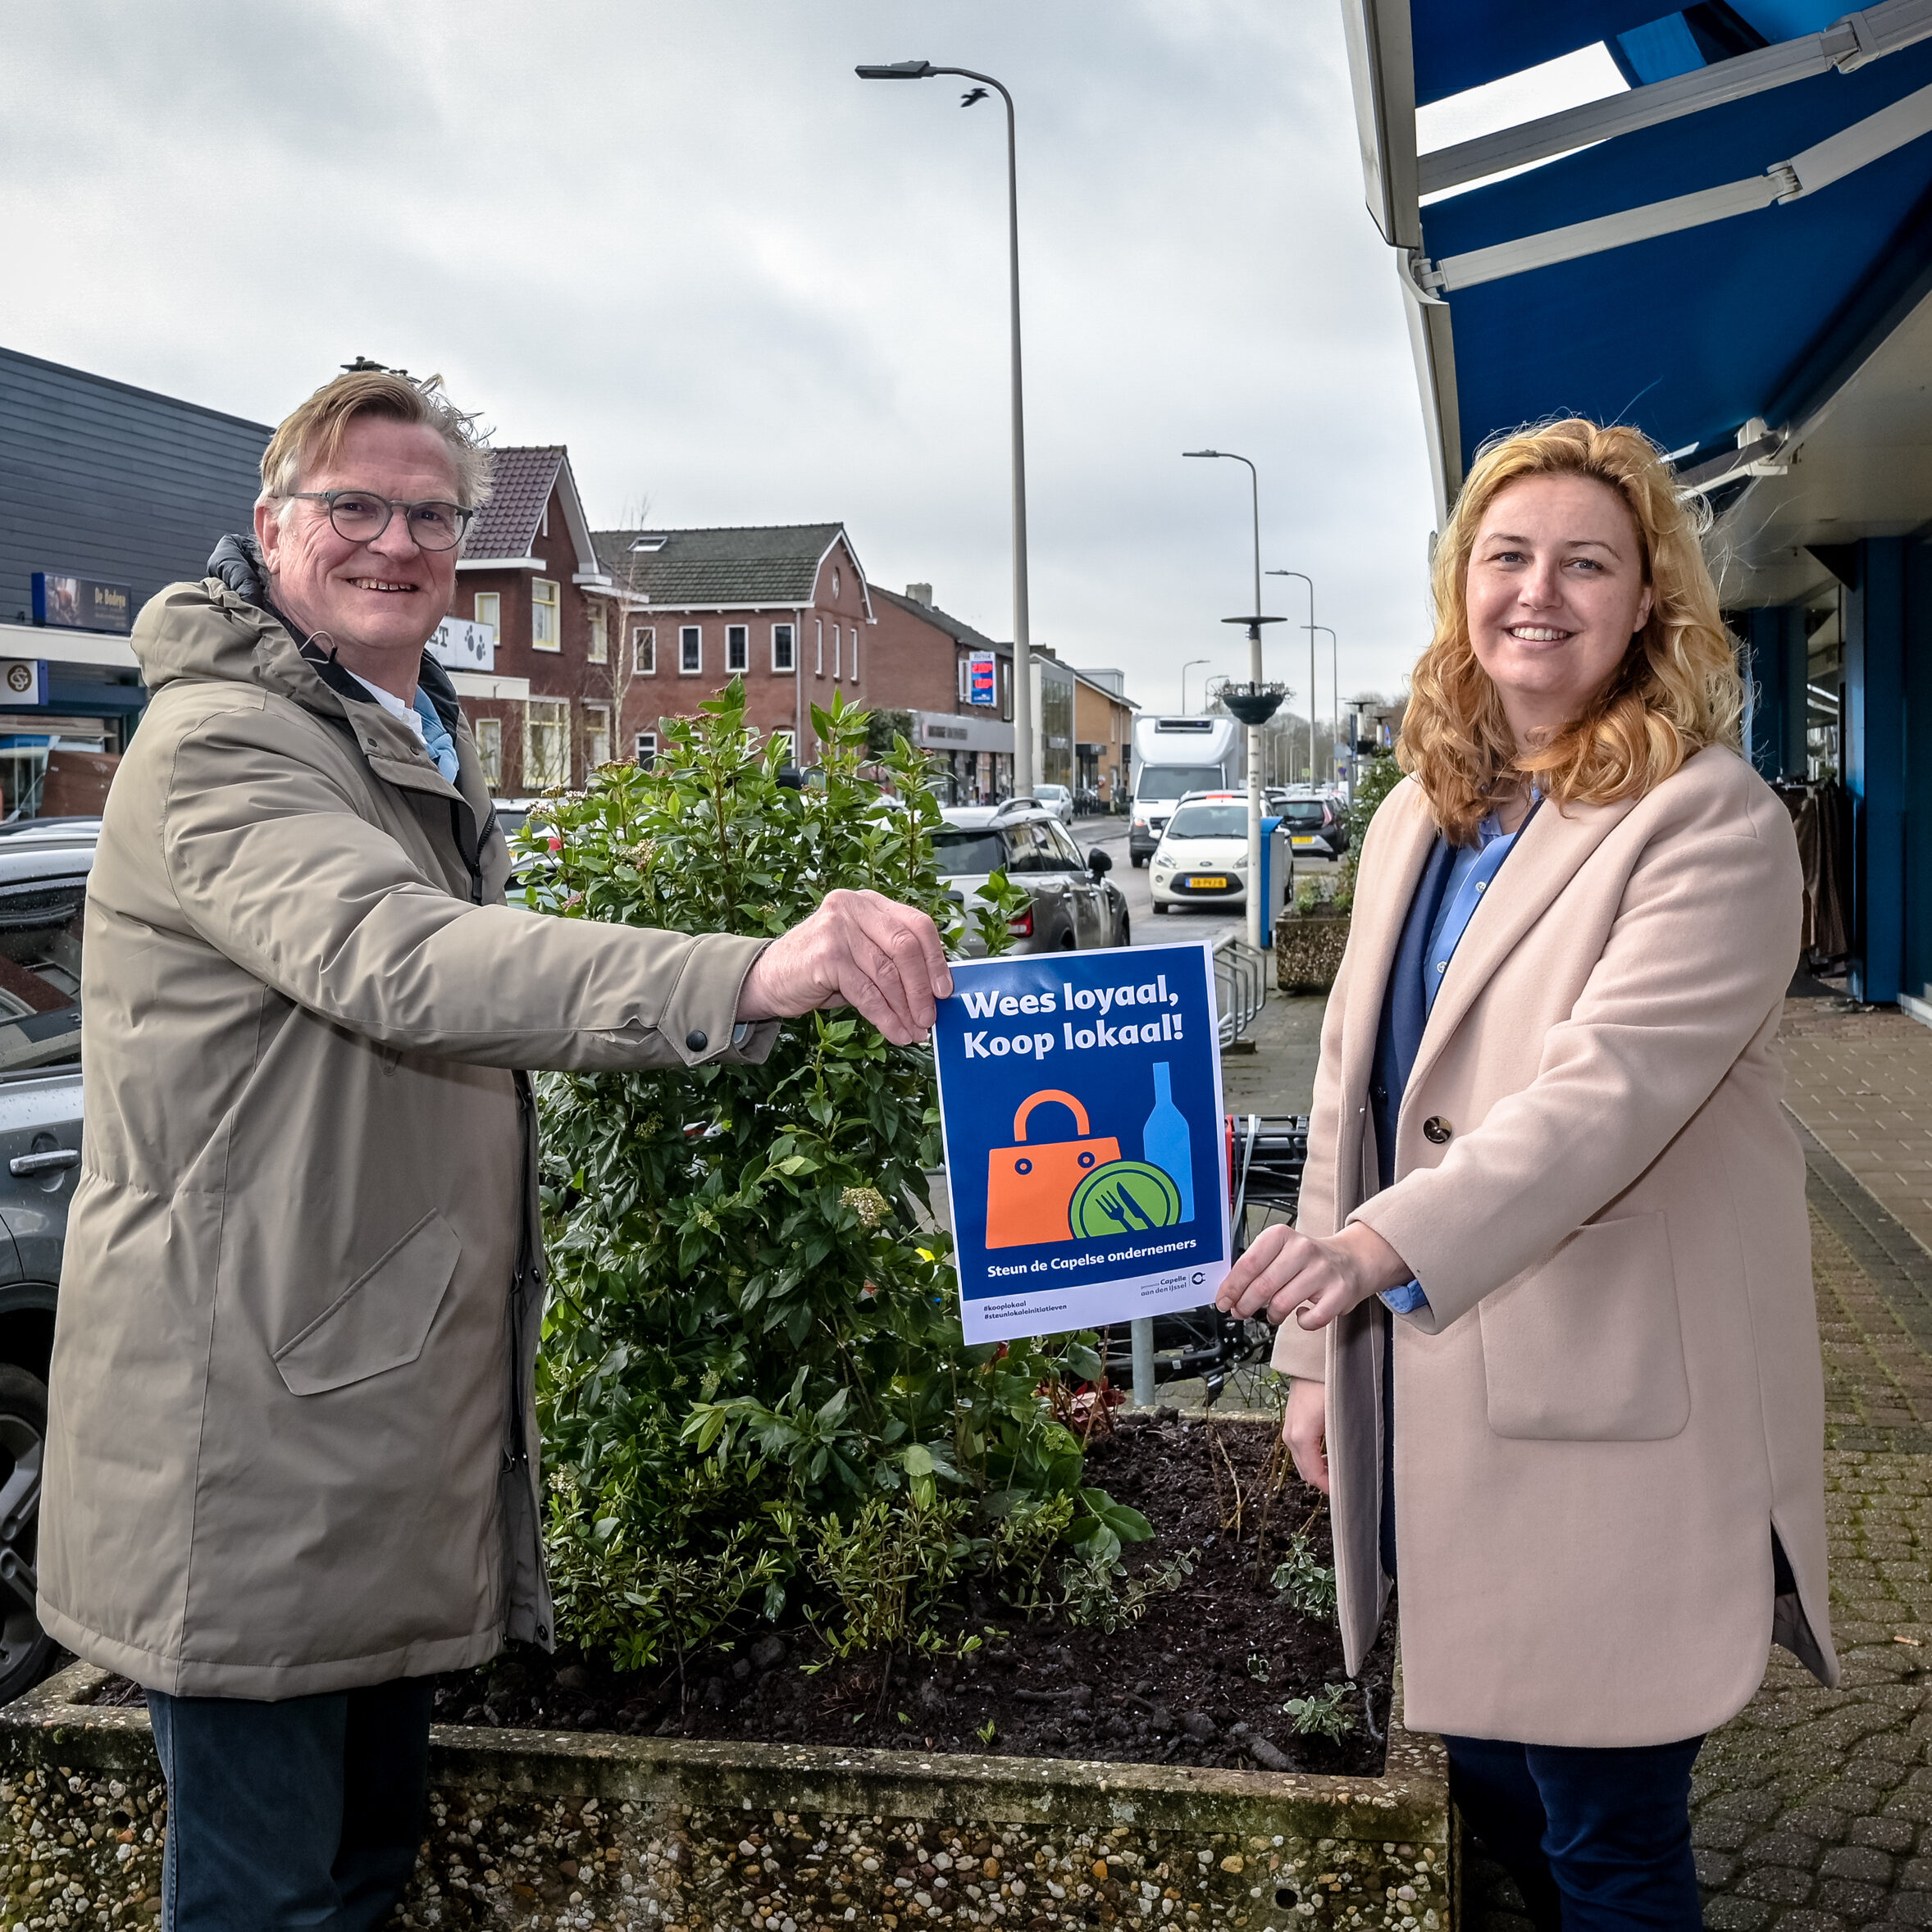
[1400,417,1743,845]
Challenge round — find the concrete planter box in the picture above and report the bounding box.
[0,1660,1451,1930]
[1275,914,1351,996]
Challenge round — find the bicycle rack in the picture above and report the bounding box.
[1213,934,1268,1046]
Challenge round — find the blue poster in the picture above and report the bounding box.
[932,941,1231,1342]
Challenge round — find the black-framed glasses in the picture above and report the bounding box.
[283,489,476,552]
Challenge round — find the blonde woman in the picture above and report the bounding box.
[1219,419,1834,1928]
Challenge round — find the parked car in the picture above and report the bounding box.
[1149,793,1280,914]
[935,803,1129,955]
[1270,794,1349,859]
[0,818,101,1702]
[1031,783,1074,826]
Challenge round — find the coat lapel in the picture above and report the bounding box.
[1405,791,1643,1102]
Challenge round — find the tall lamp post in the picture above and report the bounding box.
[1181,656,1210,713]
[1265,569,1317,786]
[1183,449,1284,953]
[858,58,1035,799]
[1309,626,1338,787]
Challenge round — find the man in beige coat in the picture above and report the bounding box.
[37,368,950,1929]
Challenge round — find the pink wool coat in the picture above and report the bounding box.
[1270,746,1837,1746]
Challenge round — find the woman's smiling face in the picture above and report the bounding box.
[1465,473,1655,749]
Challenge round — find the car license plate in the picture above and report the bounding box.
[1186,875,1229,890]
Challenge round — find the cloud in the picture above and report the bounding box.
[0,0,1438,715]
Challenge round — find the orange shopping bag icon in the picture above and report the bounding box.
[985,1091,1121,1249]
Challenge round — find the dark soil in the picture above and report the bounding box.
[453,1413,1390,1776]
[90,1414,1392,1775]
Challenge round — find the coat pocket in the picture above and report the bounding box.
[272,1211,462,1397]
[1477,1211,1689,1442]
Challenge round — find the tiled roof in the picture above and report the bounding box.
[590,523,845,608]
[467,447,563,558]
[872,585,1009,655]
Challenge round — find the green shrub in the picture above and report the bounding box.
[1332,752,1404,915]
[1280,1683,1356,1740]
[523,682,1141,1672]
[1269,1533,1338,1620]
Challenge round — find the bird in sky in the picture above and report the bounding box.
[960,86,989,107]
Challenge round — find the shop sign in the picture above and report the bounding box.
[968,652,997,707]
[932,941,1229,1342]
[31,573,131,635]
[0,663,48,707]
[428,616,496,672]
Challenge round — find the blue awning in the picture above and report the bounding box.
[1346,0,1932,513]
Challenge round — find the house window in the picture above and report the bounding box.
[849,628,859,683]
[474,591,500,636]
[832,628,841,679]
[582,702,611,772]
[680,626,702,674]
[727,624,749,673]
[635,730,658,768]
[525,699,569,790]
[958,655,971,701]
[832,567,841,599]
[531,579,561,652]
[814,619,824,677]
[633,627,655,675]
[587,609,608,664]
[771,729,795,764]
[475,717,503,791]
[772,622,795,672]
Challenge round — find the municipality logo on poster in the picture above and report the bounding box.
[932,941,1231,1343]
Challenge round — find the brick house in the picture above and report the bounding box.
[868,585,1018,802]
[590,523,895,767]
[1069,667,1137,807]
[453,446,615,795]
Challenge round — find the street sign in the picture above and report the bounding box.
[968,652,997,708]
[932,941,1229,1342]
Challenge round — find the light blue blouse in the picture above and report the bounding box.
[1378,799,1534,1316]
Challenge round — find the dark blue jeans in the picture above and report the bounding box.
[146,1676,435,1931]
[1445,1733,1705,1930]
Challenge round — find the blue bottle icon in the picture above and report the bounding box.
[1141,1062,1194,1223]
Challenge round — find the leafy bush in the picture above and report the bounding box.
[1269,1533,1338,1620]
[526,683,1143,1673]
[1331,752,1404,915]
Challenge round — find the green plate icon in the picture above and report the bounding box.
[1069,1160,1183,1239]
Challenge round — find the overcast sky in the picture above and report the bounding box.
[0,0,1443,719]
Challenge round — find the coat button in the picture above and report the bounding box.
[686,1029,709,1051]
[1423,1116,1452,1145]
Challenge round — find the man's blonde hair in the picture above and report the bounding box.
[1400,417,1743,845]
[257,369,492,513]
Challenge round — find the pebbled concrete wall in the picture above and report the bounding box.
[0,1662,1451,1931]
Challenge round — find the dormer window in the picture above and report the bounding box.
[629,535,668,554]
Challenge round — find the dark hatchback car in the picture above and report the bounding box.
[935,803,1131,955]
[0,818,100,1699]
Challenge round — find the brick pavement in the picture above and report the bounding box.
[1464,997,1932,1929]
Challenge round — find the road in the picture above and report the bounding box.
[1071,814,1334,950]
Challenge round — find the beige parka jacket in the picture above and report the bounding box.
[38,550,774,1698]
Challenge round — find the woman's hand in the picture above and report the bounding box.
[1215,1220,1413,1329]
[1284,1378,1330,1493]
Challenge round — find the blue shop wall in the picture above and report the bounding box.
[0,346,269,631]
[1835,534,1932,1005]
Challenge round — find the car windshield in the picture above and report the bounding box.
[1164,804,1246,839]
[1136,764,1223,803]
[1280,802,1328,825]
[1037,786,1068,800]
[0,880,84,1073]
[933,830,1007,876]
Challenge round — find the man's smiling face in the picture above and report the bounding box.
[254,414,462,697]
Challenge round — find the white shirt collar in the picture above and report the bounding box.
[341,668,426,746]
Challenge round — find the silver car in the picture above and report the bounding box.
[935,804,1128,955]
[1031,783,1074,826]
[0,818,99,1702]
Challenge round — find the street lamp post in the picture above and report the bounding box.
[1309,626,1338,788]
[1184,449,1283,954]
[1265,569,1317,786]
[858,58,1036,799]
[1181,656,1210,713]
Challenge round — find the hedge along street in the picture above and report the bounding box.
[933,941,1231,1343]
